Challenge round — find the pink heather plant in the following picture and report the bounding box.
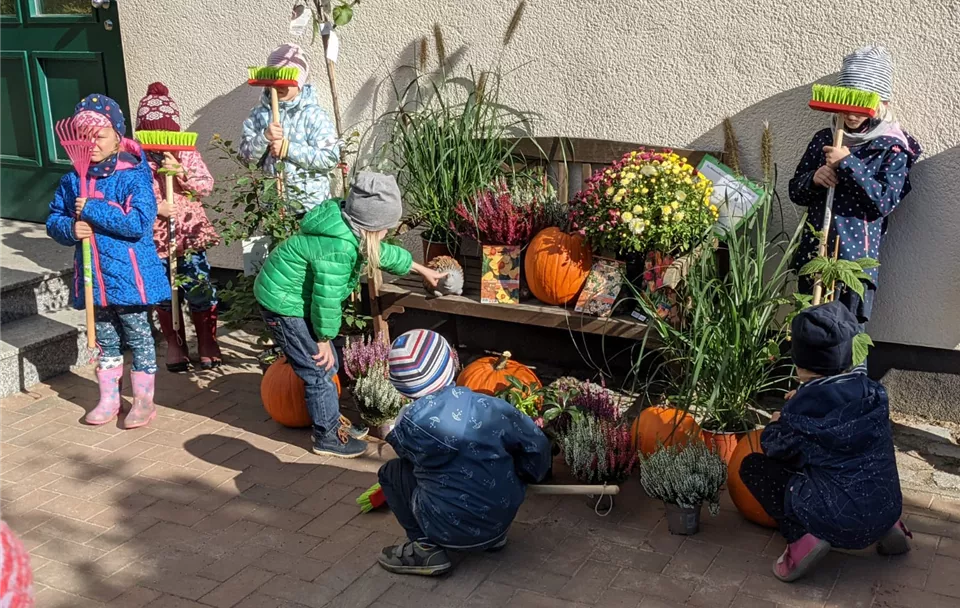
[454,177,546,246]
[343,335,390,380]
[573,383,619,421]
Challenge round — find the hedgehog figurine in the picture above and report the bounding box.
[424,255,464,297]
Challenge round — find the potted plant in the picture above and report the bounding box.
[561,415,638,485]
[496,377,583,442]
[639,441,727,535]
[342,335,408,436]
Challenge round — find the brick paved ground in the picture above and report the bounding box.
[2,331,960,608]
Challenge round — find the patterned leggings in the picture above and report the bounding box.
[740,453,807,543]
[95,306,157,374]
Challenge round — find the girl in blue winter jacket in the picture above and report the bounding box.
[240,43,342,213]
[46,94,170,429]
[790,46,921,329]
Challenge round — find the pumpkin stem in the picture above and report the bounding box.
[494,351,513,370]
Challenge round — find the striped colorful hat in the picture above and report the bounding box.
[388,329,457,399]
[838,45,894,101]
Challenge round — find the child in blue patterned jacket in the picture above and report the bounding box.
[739,302,909,583]
[46,94,170,429]
[790,46,922,328]
[240,43,342,213]
[376,329,552,577]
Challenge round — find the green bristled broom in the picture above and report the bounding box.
[246,66,300,197]
[807,84,881,305]
[136,130,199,330]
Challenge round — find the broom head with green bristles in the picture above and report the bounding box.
[247,66,300,88]
[809,84,881,118]
[356,483,387,514]
[135,130,198,152]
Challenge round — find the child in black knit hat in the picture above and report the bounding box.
[739,302,909,583]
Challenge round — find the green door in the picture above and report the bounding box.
[1,0,129,223]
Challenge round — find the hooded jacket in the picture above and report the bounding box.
[387,386,552,549]
[761,372,902,549]
[789,128,922,287]
[46,141,170,308]
[253,200,413,340]
[240,84,341,212]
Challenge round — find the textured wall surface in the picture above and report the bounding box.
[118,0,960,349]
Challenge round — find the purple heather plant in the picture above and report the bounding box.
[343,335,390,380]
[573,382,619,421]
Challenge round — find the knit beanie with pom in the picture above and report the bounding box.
[136,82,182,132]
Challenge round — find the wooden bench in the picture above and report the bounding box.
[368,137,721,343]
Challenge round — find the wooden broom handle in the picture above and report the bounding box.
[812,128,844,305]
[166,174,179,331]
[269,87,284,199]
[527,484,620,496]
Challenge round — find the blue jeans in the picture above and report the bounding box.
[95,306,157,373]
[159,251,218,312]
[261,309,341,434]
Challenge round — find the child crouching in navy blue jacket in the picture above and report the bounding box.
[46,94,169,429]
[376,329,551,576]
[740,302,909,583]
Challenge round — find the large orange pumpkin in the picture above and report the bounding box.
[457,351,540,396]
[261,356,342,427]
[524,228,593,306]
[727,429,777,528]
[630,405,701,456]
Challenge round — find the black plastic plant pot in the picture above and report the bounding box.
[664,502,702,535]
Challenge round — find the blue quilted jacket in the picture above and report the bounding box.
[762,372,902,549]
[387,386,551,549]
[46,146,170,308]
[789,128,922,287]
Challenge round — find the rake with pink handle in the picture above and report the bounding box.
[54,119,99,349]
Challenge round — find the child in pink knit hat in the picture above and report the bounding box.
[136,82,222,372]
[240,43,342,213]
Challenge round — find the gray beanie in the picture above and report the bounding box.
[343,171,403,233]
[838,45,894,101]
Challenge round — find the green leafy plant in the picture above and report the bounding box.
[799,256,878,300]
[496,377,584,433]
[629,172,803,432]
[639,442,727,514]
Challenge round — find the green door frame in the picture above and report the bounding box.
[1,0,130,223]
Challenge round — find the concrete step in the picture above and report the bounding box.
[0,267,73,324]
[0,308,95,398]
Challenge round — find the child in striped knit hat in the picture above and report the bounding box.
[790,45,922,338]
[136,82,222,372]
[240,43,342,213]
[376,330,551,577]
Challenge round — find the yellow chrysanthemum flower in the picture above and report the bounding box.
[641,187,649,195]
[675,211,685,221]
[675,191,687,202]
[641,165,657,177]
[709,204,718,213]
[670,201,680,210]
[605,187,615,196]
[622,211,634,221]
[613,195,623,204]
[632,205,643,214]
[662,205,672,215]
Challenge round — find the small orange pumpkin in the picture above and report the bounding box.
[456,351,540,396]
[630,405,701,456]
[261,355,342,428]
[727,429,777,528]
[525,228,593,306]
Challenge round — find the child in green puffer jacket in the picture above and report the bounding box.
[254,172,445,458]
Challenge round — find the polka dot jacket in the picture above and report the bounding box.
[788,127,922,287]
[240,84,342,213]
[761,372,902,550]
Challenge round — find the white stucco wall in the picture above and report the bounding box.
[117,0,960,350]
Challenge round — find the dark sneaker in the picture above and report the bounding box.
[339,415,369,440]
[485,537,508,553]
[377,541,452,576]
[877,520,913,556]
[312,424,367,459]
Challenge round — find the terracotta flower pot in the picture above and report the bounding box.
[422,237,458,265]
[701,429,745,464]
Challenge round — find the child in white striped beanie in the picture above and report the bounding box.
[789,45,923,336]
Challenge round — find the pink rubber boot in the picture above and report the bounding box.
[85,366,124,425]
[124,371,157,429]
[773,533,832,582]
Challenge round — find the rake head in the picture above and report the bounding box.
[54,118,98,197]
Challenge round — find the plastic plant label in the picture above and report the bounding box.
[289,4,313,37]
[326,30,340,63]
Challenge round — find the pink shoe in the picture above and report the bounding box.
[877,520,913,556]
[85,366,124,425]
[774,534,831,582]
[124,371,157,429]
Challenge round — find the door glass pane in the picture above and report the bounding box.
[1,57,38,161]
[37,55,106,161]
[36,0,91,15]
[1,0,16,15]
